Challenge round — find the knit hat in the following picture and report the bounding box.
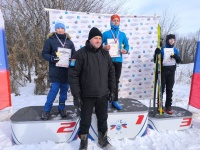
[166,34,176,46]
[88,27,102,40]
[111,14,120,22]
[166,34,175,41]
[55,22,65,31]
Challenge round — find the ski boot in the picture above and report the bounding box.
[112,101,122,110]
[41,111,50,120]
[79,133,88,150]
[98,131,115,150]
[165,106,173,114]
[58,109,67,118]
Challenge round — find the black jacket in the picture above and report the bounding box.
[42,32,75,82]
[68,40,116,98]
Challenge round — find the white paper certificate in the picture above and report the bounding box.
[56,47,71,68]
[107,39,120,57]
[163,48,176,66]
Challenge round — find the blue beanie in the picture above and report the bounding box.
[55,22,65,31]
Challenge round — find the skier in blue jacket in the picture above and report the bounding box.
[41,22,75,120]
[154,34,181,114]
[102,14,129,110]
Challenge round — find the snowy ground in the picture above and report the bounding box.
[1,63,200,150]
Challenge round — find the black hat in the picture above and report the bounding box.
[166,34,175,46]
[88,27,102,40]
[166,34,175,41]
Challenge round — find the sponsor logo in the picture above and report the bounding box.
[130,23,139,26]
[133,64,142,68]
[65,16,75,19]
[134,91,142,94]
[144,82,151,85]
[122,75,130,78]
[67,30,76,34]
[143,54,151,58]
[142,41,150,44]
[144,68,152,71]
[123,88,131,91]
[82,16,88,19]
[123,61,129,64]
[146,35,152,39]
[134,78,142,81]
[71,26,78,29]
[132,37,140,40]
[80,20,89,23]
[135,60,143,63]
[110,119,127,131]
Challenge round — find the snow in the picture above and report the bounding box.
[1,63,200,150]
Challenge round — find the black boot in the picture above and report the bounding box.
[41,111,50,120]
[98,131,115,150]
[79,133,88,150]
[58,109,67,118]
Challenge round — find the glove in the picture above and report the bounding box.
[108,91,115,103]
[170,54,178,59]
[51,56,60,63]
[73,96,83,112]
[154,48,161,54]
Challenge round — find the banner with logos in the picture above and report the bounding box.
[48,9,159,100]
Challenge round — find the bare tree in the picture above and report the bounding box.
[175,34,196,63]
[1,0,127,95]
[159,8,180,44]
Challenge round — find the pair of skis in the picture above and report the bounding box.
[152,51,163,116]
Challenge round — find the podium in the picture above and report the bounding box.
[10,99,148,144]
[148,106,193,131]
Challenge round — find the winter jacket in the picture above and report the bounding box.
[68,40,116,98]
[161,44,181,72]
[42,32,75,83]
[102,27,129,63]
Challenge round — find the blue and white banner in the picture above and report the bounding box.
[48,9,159,100]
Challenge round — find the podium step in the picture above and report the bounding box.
[148,106,193,131]
[10,99,148,144]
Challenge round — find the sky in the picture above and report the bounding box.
[1,63,200,150]
[124,0,200,35]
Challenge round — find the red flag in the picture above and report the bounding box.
[189,31,200,108]
[0,10,11,110]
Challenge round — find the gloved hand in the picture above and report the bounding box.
[108,91,115,103]
[170,54,178,59]
[73,96,83,112]
[51,56,60,63]
[154,48,161,54]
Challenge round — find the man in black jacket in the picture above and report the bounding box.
[69,27,116,150]
[41,22,75,120]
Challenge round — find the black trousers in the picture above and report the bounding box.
[79,95,108,134]
[113,62,122,101]
[161,69,175,107]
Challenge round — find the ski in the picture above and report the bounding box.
[157,53,163,115]
[152,51,163,116]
